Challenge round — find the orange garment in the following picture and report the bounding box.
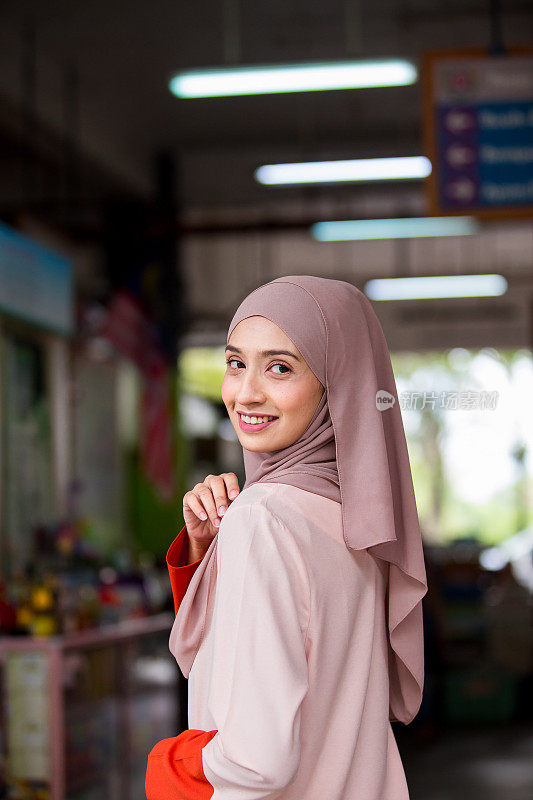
[166,524,203,615]
[145,525,215,800]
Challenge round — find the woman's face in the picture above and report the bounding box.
[221,315,324,452]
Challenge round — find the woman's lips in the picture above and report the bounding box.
[237,413,278,432]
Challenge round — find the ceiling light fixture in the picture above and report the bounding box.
[255,156,431,185]
[364,274,507,300]
[169,58,417,98]
[311,216,479,241]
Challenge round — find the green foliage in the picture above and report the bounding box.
[392,348,532,545]
[178,347,226,402]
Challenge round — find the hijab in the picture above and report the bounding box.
[170,275,428,726]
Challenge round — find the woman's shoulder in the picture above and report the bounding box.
[221,481,342,542]
[217,483,288,540]
[217,485,312,599]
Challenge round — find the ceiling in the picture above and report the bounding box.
[1,0,532,216]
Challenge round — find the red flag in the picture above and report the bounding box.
[100,290,175,500]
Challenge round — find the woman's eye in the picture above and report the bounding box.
[225,359,291,374]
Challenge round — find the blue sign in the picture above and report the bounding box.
[0,221,73,334]
[425,52,533,216]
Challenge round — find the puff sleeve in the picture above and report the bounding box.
[146,503,311,800]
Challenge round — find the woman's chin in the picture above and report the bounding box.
[240,436,273,449]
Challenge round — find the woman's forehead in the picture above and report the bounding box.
[228,290,329,383]
[229,315,293,345]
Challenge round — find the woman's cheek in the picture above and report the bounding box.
[278,383,312,412]
[220,377,233,405]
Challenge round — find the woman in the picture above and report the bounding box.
[146,275,428,800]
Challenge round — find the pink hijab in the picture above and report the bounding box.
[171,275,428,726]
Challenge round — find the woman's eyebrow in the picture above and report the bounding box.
[225,345,300,361]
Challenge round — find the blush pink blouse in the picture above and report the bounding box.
[145,482,410,800]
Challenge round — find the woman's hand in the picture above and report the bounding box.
[183,473,241,547]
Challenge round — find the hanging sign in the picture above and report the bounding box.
[423,48,533,218]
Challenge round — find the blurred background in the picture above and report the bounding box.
[0,1,532,799]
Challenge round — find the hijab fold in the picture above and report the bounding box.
[171,275,428,726]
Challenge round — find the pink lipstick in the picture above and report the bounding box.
[237,413,278,433]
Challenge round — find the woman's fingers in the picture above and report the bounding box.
[222,472,241,502]
[194,482,221,527]
[206,473,239,519]
[182,473,241,537]
[183,490,208,522]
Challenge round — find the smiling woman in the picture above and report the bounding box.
[221,316,325,452]
[146,275,427,800]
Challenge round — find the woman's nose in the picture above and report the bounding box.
[236,374,264,402]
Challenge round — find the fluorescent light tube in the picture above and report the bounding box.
[169,59,417,98]
[311,216,479,241]
[364,274,507,300]
[255,156,431,185]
